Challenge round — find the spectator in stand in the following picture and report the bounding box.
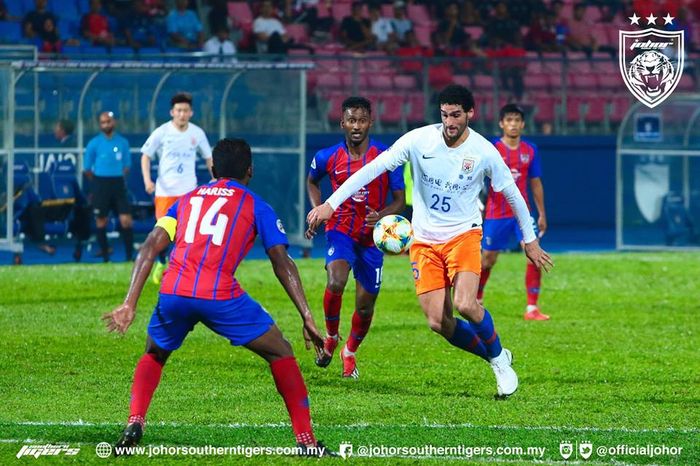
[123,0,160,50]
[390,1,413,45]
[484,1,520,46]
[166,0,204,49]
[566,3,597,55]
[208,0,242,46]
[204,25,238,62]
[551,0,570,50]
[81,0,116,47]
[369,3,397,52]
[38,15,62,53]
[22,0,58,42]
[451,32,485,72]
[254,0,292,54]
[144,0,166,17]
[340,2,373,52]
[395,29,434,73]
[486,35,526,101]
[434,2,466,54]
[285,0,334,39]
[460,0,483,26]
[525,11,562,52]
[674,7,695,52]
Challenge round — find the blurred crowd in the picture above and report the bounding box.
[0,0,697,57]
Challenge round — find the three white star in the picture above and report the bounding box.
[629,13,640,25]
[645,13,657,25]
[663,13,674,25]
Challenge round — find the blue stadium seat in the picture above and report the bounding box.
[76,0,90,14]
[5,1,25,17]
[49,0,80,20]
[61,44,83,56]
[0,21,23,43]
[57,18,80,40]
[38,172,56,201]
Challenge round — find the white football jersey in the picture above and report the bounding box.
[141,122,212,197]
[327,124,517,243]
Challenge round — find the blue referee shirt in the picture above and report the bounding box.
[84,132,131,177]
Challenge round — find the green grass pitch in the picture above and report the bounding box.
[0,252,698,464]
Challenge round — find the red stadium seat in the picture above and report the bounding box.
[406,92,426,124]
[316,73,344,91]
[676,74,696,92]
[524,73,550,91]
[526,60,545,74]
[368,73,394,90]
[413,25,432,48]
[428,63,454,88]
[532,93,557,124]
[377,93,404,126]
[227,2,253,28]
[285,24,309,44]
[325,92,346,123]
[570,73,598,90]
[453,75,471,88]
[463,26,484,40]
[564,96,584,123]
[407,4,431,26]
[393,74,418,90]
[598,73,623,90]
[609,95,631,123]
[582,94,607,123]
[472,74,495,90]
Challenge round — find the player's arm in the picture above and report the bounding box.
[307,136,410,231]
[141,154,155,194]
[122,141,131,176]
[530,177,546,237]
[366,189,406,227]
[307,174,322,208]
[198,134,214,179]
[102,222,173,334]
[83,141,95,180]
[267,245,324,353]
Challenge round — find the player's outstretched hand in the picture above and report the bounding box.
[306,202,334,234]
[364,208,381,228]
[102,303,136,334]
[304,226,317,240]
[523,240,554,272]
[302,313,324,357]
[537,215,548,238]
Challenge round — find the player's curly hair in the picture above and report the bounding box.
[342,96,372,116]
[171,92,193,108]
[212,138,252,180]
[438,84,474,112]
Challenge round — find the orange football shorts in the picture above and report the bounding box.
[155,195,180,219]
[409,228,482,295]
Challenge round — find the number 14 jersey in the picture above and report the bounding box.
[159,179,288,300]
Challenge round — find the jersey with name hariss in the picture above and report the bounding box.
[326,124,515,243]
[141,121,213,197]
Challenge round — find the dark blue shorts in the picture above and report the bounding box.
[482,217,539,251]
[147,292,274,351]
[325,230,383,294]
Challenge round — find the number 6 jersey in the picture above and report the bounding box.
[156,179,288,300]
[141,121,213,197]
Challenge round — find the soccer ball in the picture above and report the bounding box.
[373,215,414,255]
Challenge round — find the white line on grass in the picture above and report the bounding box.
[5,420,698,434]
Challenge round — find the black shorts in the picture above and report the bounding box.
[92,176,130,217]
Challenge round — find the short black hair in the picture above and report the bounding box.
[438,84,474,112]
[212,138,252,180]
[499,103,525,121]
[171,92,193,108]
[342,96,372,116]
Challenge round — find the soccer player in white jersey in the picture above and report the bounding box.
[307,85,553,397]
[141,92,213,283]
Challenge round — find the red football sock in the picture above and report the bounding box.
[346,310,373,353]
[526,262,542,306]
[323,288,343,336]
[477,268,491,300]
[270,356,316,446]
[128,353,164,426]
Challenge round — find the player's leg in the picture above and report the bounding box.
[317,231,354,367]
[151,196,178,284]
[92,178,111,262]
[516,217,549,320]
[203,292,318,447]
[339,244,382,378]
[448,229,518,397]
[410,240,488,360]
[116,181,134,261]
[116,293,194,451]
[479,218,512,304]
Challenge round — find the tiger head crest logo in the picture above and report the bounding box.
[619,13,684,108]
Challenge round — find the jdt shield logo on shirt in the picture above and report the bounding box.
[619,13,684,108]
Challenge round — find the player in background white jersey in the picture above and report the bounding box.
[141,92,213,284]
[307,85,553,397]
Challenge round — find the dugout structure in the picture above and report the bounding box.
[0,60,312,254]
[616,94,700,250]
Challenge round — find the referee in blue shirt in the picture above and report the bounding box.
[84,111,134,262]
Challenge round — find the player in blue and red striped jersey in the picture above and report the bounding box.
[306,96,405,378]
[479,104,550,321]
[102,138,329,453]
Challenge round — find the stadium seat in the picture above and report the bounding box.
[377,93,405,130]
[570,73,598,90]
[524,73,550,91]
[368,73,394,91]
[407,4,431,26]
[452,75,471,88]
[582,94,607,124]
[405,92,426,124]
[598,73,622,90]
[285,24,309,44]
[49,0,80,21]
[677,74,696,92]
[609,95,631,124]
[532,93,557,125]
[0,21,23,43]
[228,2,254,30]
[472,74,495,90]
[393,74,418,90]
[332,3,353,22]
[413,25,432,48]
[463,26,484,40]
[381,4,393,17]
[4,1,25,17]
[428,63,454,89]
